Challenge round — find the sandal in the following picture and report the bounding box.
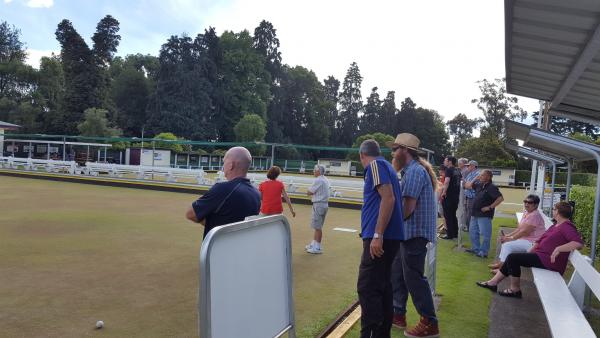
[476,281,497,292]
[498,289,522,298]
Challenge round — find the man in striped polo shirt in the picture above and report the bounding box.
[357,139,404,338]
[305,165,331,254]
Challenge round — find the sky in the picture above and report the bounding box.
[1,0,540,122]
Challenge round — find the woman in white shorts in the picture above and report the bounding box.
[489,194,545,272]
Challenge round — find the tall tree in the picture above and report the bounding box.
[278,66,329,145]
[323,75,340,144]
[360,87,381,134]
[148,34,214,140]
[338,62,362,145]
[253,20,282,80]
[92,15,121,67]
[447,113,482,152]
[111,61,151,136]
[92,15,121,116]
[395,97,418,135]
[0,21,36,101]
[379,91,397,136]
[55,19,99,133]
[0,21,40,130]
[471,78,527,138]
[413,107,451,159]
[253,21,286,143]
[37,55,65,134]
[218,30,271,140]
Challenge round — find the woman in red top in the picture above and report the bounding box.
[476,201,583,298]
[259,166,296,217]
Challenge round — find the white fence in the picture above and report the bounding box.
[0,156,364,199]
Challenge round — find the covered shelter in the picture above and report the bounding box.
[504,142,566,212]
[0,121,20,156]
[505,0,600,263]
[505,0,600,127]
[506,120,600,263]
[3,139,111,164]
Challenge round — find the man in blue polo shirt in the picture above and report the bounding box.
[357,139,404,338]
[185,147,261,238]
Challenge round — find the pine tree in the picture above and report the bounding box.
[379,91,397,136]
[323,76,340,144]
[55,19,99,133]
[338,62,362,146]
[361,87,381,134]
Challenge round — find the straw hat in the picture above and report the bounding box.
[386,133,425,154]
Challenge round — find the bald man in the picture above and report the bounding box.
[186,147,261,238]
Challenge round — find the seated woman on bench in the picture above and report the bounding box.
[476,202,583,298]
[488,194,546,273]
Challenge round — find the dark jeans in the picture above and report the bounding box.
[391,237,437,324]
[358,239,401,338]
[500,252,545,278]
[443,196,459,238]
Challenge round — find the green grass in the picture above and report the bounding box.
[345,217,517,338]
[0,175,363,337]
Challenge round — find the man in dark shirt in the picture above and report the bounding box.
[185,147,261,238]
[465,169,504,257]
[440,156,461,239]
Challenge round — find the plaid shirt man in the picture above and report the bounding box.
[464,169,480,199]
[400,159,436,243]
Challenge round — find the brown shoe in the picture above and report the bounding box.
[393,314,407,329]
[404,317,439,338]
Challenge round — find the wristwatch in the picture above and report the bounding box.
[373,233,382,239]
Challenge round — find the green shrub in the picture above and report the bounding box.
[570,185,600,250]
[514,170,596,187]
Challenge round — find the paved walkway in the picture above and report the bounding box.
[487,227,551,338]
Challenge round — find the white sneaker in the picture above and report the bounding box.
[307,247,322,254]
[305,243,313,251]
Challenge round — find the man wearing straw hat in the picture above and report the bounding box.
[388,133,440,338]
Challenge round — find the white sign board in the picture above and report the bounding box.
[198,215,295,338]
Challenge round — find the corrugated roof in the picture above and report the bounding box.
[506,120,600,161]
[505,0,600,123]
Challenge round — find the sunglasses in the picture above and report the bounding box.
[392,146,403,152]
[523,200,535,204]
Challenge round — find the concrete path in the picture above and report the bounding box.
[487,227,551,338]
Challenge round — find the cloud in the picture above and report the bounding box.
[26,0,53,8]
[25,49,59,68]
[4,0,14,4]
[203,0,539,119]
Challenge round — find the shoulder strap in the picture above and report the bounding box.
[214,181,243,213]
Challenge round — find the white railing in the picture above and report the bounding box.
[0,157,363,198]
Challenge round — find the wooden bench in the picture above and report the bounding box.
[515,211,600,337]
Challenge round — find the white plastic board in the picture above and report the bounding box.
[198,215,295,338]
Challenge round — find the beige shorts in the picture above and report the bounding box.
[310,203,329,229]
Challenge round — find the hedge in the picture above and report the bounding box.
[515,170,597,187]
[570,185,600,250]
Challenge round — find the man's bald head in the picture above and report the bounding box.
[223,147,252,179]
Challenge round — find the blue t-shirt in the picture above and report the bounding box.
[361,157,404,240]
[192,177,261,238]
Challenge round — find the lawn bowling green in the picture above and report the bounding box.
[0,175,362,337]
[1,174,532,337]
